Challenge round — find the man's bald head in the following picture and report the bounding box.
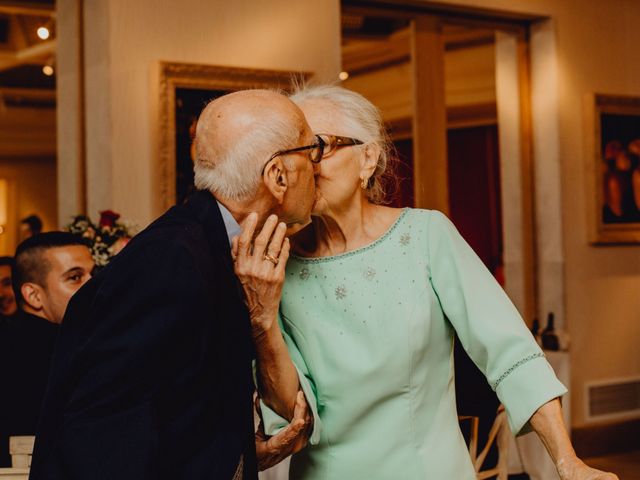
[193,89,308,201]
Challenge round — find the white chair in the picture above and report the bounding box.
[8,437,33,469]
[0,436,34,480]
[0,468,29,480]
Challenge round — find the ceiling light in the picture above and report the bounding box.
[339,71,349,81]
[37,26,50,40]
[42,65,54,76]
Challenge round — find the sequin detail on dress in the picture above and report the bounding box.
[491,352,546,390]
[299,267,310,280]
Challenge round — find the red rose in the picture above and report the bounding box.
[99,210,120,227]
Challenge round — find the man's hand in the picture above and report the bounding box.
[232,213,289,336]
[255,391,312,471]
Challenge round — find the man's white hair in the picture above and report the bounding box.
[193,99,299,202]
[289,84,395,204]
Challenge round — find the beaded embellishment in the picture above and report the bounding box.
[291,209,409,264]
[363,267,376,280]
[299,267,310,280]
[491,352,546,390]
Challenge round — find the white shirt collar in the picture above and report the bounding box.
[216,200,241,246]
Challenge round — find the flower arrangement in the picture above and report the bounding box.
[66,210,137,267]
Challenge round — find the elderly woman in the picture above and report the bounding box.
[241,85,617,480]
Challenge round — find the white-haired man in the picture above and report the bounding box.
[31,90,322,480]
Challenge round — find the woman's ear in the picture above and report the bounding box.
[263,157,288,204]
[360,143,380,182]
[21,283,44,312]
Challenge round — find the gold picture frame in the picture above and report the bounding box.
[587,94,640,244]
[157,62,309,211]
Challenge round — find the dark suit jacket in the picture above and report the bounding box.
[0,314,11,467]
[0,311,58,467]
[30,191,257,480]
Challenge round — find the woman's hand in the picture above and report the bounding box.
[529,399,619,480]
[556,455,618,480]
[232,213,290,337]
[233,213,299,419]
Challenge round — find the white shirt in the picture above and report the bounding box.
[216,200,241,246]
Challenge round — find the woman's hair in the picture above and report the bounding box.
[289,84,397,204]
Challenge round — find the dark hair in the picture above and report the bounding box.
[20,215,43,235]
[13,232,89,307]
[0,256,14,271]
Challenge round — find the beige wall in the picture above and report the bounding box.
[425,0,640,427]
[58,0,341,226]
[0,107,56,158]
[0,157,57,255]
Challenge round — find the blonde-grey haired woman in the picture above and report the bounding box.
[251,85,617,480]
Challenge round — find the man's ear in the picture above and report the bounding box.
[21,283,44,311]
[360,143,380,182]
[263,157,288,204]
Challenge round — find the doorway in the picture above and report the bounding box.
[0,1,57,255]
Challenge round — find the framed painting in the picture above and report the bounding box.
[587,94,640,244]
[157,62,309,210]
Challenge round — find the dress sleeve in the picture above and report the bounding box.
[426,210,567,435]
[259,312,322,445]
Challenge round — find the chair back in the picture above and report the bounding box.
[8,437,34,469]
[460,407,510,480]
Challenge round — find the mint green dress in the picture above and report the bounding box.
[263,209,566,479]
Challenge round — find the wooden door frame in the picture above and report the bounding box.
[341,1,539,322]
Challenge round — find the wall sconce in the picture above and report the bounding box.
[0,179,8,235]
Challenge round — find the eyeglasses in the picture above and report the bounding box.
[316,134,364,158]
[262,135,326,175]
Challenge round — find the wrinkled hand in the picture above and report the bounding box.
[255,391,312,471]
[557,455,619,480]
[232,213,289,335]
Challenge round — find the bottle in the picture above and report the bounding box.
[541,312,560,351]
[530,318,542,347]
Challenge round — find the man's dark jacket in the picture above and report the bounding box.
[0,311,58,467]
[30,191,257,479]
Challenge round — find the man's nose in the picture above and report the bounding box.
[312,162,321,175]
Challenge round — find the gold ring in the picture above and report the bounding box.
[263,253,278,266]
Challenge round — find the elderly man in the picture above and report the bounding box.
[0,233,94,467]
[30,90,319,480]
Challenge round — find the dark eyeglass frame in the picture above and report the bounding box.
[261,134,326,175]
[316,134,364,157]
